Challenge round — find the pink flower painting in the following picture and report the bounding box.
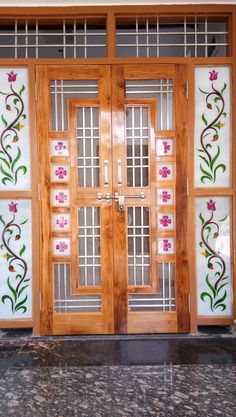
[159,166,171,179]
[160,191,171,203]
[8,202,18,213]
[209,70,218,81]
[163,239,171,252]
[56,241,68,253]
[7,71,17,83]
[55,141,67,154]
[207,199,216,212]
[160,215,172,228]
[56,216,68,229]
[55,166,67,180]
[55,192,68,204]
[163,141,171,154]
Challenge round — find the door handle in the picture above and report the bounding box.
[104,160,109,186]
[97,192,145,211]
[117,159,122,186]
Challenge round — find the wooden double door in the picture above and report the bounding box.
[37,64,189,335]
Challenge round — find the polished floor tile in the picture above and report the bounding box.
[0,336,236,416]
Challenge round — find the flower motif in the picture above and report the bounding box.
[207,103,212,110]
[159,166,171,179]
[163,239,171,252]
[209,70,218,81]
[56,241,68,253]
[207,262,214,270]
[160,191,171,203]
[8,202,17,213]
[214,122,225,130]
[15,234,20,240]
[55,166,67,180]
[7,71,17,82]
[56,216,68,229]
[163,141,171,154]
[160,215,172,227]
[9,265,15,272]
[55,192,68,204]
[207,199,216,212]
[212,134,219,142]
[55,142,67,153]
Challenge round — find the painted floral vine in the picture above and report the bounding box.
[198,69,227,184]
[0,71,27,185]
[0,202,30,314]
[199,199,229,312]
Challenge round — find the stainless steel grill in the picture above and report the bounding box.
[117,17,228,58]
[129,262,175,311]
[54,263,101,313]
[0,19,107,59]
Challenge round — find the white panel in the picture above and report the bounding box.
[196,197,232,316]
[194,67,230,188]
[0,200,32,319]
[0,68,31,190]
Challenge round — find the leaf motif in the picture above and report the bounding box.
[218,215,228,222]
[7,276,17,302]
[0,165,13,180]
[20,219,28,225]
[0,157,10,170]
[200,164,213,180]
[0,214,6,226]
[199,241,204,248]
[215,303,226,312]
[1,114,8,128]
[19,85,25,96]
[16,305,27,314]
[202,113,208,126]
[214,97,222,103]
[201,175,212,184]
[217,282,228,295]
[213,164,226,182]
[199,213,205,225]
[2,177,12,185]
[15,293,28,311]
[199,88,208,94]
[13,98,20,105]
[221,83,227,95]
[14,165,27,184]
[11,147,21,173]
[19,244,26,257]
[205,226,211,233]
[1,295,14,313]
[210,145,220,171]
[17,284,29,298]
[205,274,216,298]
[206,144,212,150]
[213,290,227,308]
[200,292,213,312]
[216,261,223,269]
[199,155,210,167]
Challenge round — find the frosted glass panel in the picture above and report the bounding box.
[194,67,230,188]
[0,68,31,190]
[0,200,32,319]
[196,197,232,316]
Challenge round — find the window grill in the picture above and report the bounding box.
[117,16,228,58]
[0,18,107,59]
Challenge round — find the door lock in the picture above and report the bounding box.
[97,192,145,211]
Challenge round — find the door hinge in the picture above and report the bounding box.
[188,293,191,311]
[185,81,189,99]
[35,83,38,101]
[39,292,42,311]
[37,183,41,201]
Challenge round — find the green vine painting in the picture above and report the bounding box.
[198,69,227,184]
[0,71,27,185]
[199,199,229,312]
[0,201,30,314]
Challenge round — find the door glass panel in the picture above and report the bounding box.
[77,107,100,187]
[126,79,174,130]
[128,207,150,285]
[126,106,149,187]
[78,207,101,286]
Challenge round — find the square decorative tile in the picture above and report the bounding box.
[51,164,69,183]
[157,163,174,181]
[50,140,69,156]
[158,238,175,254]
[53,238,71,256]
[156,139,174,156]
[51,189,70,207]
[52,214,70,231]
[157,188,174,205]
[158,213,174,230]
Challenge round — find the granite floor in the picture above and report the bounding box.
[0,333,236,416]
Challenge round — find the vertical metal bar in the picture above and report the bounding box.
[91,107,94,188]
[84,18,87,58]
[61,80,64,131]
[136,18,139,58]
[141,207,144,285]
[64,264,67,313]
[14,20,17,59]
[57,264,60,311]
[63,19,66,58]
[162,262,165,311]
[205,17,208,57]
[36,19,39,59]
[55,80,58,131]
[92,207,95,286]
[184,17,187,58]
[74,19,76,59]
[84,208,88,286]
[160,79,163,130]
[132,107,135,187]
[82,107,86,187]
[195,16,197,58]
[140,107,143,187]
[146,19,149,58]
[25,20,28,59]
[166,79,169,130]
[168,262,171,310]
[156,16,159,57]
